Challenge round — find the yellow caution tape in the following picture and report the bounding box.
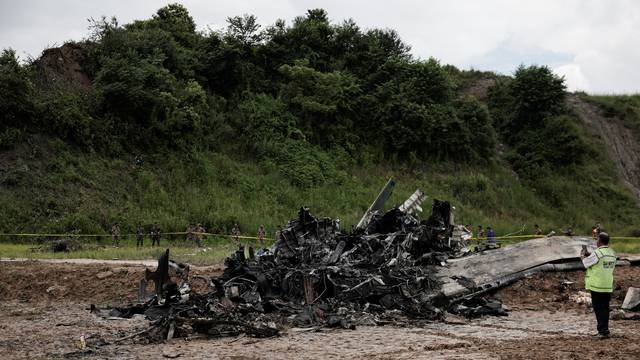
[470,234,545,241]
[200,233,273,241]
[0,232,636,242]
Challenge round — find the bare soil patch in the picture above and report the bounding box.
[1,261,639,359]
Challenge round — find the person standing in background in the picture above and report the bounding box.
[186,224,194,244]
[232,223,241,244]
[486,226,496,245]
[534,224,543,236]
[151,223,161,247]
[258,225,266,247]
[136,223,144,248]
[195,223,205,247]
[111,223,121,247]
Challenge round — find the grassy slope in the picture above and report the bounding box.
[1,132,639,247]
[2,85,640,246]
[584,94,640,131]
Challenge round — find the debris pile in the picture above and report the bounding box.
[107,183,489,341]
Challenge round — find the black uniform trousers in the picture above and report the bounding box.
[591,291,611,335]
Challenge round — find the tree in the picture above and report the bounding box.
[0,49,35,148]
[455,97,496,161]
[509,65,566,132]
[226,14,263,47]
[278,61,361,149]
[154,3,197,46]
[4,6,497,164]
[488,65,586,177]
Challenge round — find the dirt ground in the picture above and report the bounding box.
[1,260,639,359]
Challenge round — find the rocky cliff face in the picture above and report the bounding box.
[35,43,91,89]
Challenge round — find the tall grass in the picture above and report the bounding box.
[2,236,637,267]
[0,237,275,265]
[1,138,639,243]
[584,94,640,132]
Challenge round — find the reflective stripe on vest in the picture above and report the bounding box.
[585,246,616,293]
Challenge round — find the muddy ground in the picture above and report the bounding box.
[1,261,639,359]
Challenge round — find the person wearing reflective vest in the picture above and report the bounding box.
[581,232,616,338]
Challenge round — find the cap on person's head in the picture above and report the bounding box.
[598,232,610,244]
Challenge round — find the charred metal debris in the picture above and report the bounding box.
[104,179,507,342]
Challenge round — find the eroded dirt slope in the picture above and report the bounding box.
[567,94,640,203]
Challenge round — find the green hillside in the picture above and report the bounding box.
[1,4,639,241]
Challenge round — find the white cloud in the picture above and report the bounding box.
[554,63,590,92]
[1,0,639,93]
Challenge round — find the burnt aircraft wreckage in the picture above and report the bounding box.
[105,179,596,341]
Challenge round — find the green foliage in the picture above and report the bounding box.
[0,49,36,148]
[262,139,344,188]
[373,58,452,105]
[93,55,210,150]
[508,115,591,178]
[486,78,514,132]
[235,93,298,145]
[226,14,263,47]
[0,127,24,148]
[450,173,490,208]
[232,93,344,187]
[454,97,496,160]
[509,65,566,132]
[0,5,639,244]
[2,141,639,241]
[369,58,485,161]
[2,6,495,166]
[488,65,566,135]
[488,65,589,179]
[153,3,197,46]
[585,94,640,133]
[37,88,94,147]
[278,61,361,149]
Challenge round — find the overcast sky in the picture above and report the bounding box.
[1,0,638,93]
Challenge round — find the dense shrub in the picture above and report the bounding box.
[3,5,608,191]
[509,65,566,132]
[487,65,589,179]
[38,88,94,147]
[0,49,36,148]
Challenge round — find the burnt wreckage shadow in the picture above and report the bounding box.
[102,179,593,341]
